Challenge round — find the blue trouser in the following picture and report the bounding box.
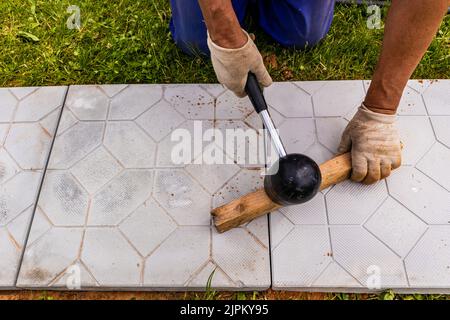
[169,0,336,56]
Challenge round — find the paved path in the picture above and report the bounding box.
[0,80,449,292]
[0,87,67,289]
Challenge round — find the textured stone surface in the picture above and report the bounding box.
[326,180,388,225]
[109,85,162,120]
[38,171,89,226]
[81,228,142,287]
[364,198,427,257]
[264,82,313,117]
[119,199,177,256]
[405,227,450,287]
[165,85,214,120]
[14,87,65,122]
[18,84,269,290]
[65,86,109,120]
[136,100,185,142]
[11,80,450,292]
[396,116,435,165]
[0,86,66,288]
[269,80,450,292]
[397,86,427,115]
[278,118,315,154]
[422,80,450,115]
[431,116,450,148]
[313,80,365,117]
[17,228,84,287]
[272,226,332,288]
[316,117,348,153]
[416,142,450,191]
[387,166,450,225]
[330,226,408,287]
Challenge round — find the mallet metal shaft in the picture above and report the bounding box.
[245,72,287,158]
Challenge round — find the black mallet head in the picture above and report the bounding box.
[264,153,322,206]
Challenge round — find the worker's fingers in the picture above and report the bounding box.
[363,159,381,185]
[337,128,351,154]
[251,63,273,88]
[380,159,392,180]
[391,154,402,170]
[391,141,403,169]
[350,153,368,182]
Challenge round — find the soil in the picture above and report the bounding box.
[0,289,348,300]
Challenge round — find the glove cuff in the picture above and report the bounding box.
[207,29,253,58]
[358,103,396,124]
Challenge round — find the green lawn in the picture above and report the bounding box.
[0,0,448,87]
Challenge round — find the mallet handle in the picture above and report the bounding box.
[246,72,287,157]
[212,152,352,233]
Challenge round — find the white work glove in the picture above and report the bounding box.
[207,30,272,97]
[338,104,402,184]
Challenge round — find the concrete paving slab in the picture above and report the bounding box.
[13,79,450,293]
[17,84,270,290]
[0,86,66,289]
[269,80,450,293]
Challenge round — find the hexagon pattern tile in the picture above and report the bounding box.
[17,84,270,290]
[9,80,450,293]
[269,80,450,292]
[0,86,67,288]
[422,80,450,115]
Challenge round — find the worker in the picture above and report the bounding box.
[169,0,449,184]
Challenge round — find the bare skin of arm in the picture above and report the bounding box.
[365,0,449,115]
[198,0,448,114]
[197,0,246,48]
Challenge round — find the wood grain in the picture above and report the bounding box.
[212,152,353,233]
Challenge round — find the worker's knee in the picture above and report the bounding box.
[281,24,331,48]
[171,26,210,56]
[169,0,248,56]
[169,0,209,56]
[260,0,335,49]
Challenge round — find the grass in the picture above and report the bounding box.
[1,289,449,300]
[0,1,449,86]
[1,266,447,300]
[0,1,449,301]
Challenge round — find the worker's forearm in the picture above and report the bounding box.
[365,0,448,115]
[198,0,247,48]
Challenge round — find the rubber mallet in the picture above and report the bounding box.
[211,73,355,233]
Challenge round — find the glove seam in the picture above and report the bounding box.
[207,29,251,53]
[359,103,396,124]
